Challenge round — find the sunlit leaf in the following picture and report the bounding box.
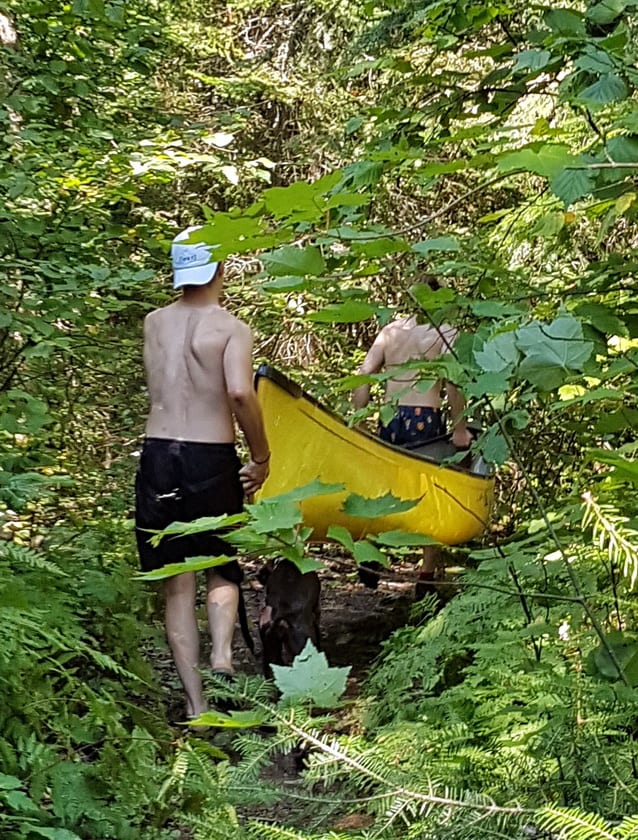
[272,641,350,706]
[498,144,579,179]
[191,709,266,729]
[136,555,235,580]
[307,301,377,323]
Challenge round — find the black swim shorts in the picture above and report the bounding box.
[379,405,445,447]
[135,438,244,583]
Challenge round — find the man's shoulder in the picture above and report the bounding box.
[145,302,175,321]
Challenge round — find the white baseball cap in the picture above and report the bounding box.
[171,226,220,289]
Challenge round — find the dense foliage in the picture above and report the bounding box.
[2,0,638,837]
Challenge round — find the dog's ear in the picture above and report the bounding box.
[257,561,273,586]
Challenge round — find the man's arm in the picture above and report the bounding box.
[352,331,386,409]
[223,322,270,496]
[437,325,473,448]
[445,381,473,449]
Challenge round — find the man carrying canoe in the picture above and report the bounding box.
[352,309,472,593]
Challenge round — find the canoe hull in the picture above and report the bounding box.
[255,367,494,544]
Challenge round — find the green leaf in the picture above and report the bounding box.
[479,426,509,465]
[307,301,377,323]
[262,246,326,277]
[587,0,627,25]
[513,49,553,72]
[247,499,303,533]
[606,135,638,164]
[190,709,266,729]
[409,284,457,313]
[466,372,511,397]
[507,409,531,430]
[474,331,519,373]
[587,450,638,486]
[263,181,327,220]
[516,316,593,386]
[272,641,350,706]
[550,166,594,206]
[353,540,389,567]
[544,8,586,36]
[342,492,421,518]
[325,192,370,209]
[373,530,438,547]
[343,160,384,188]
[148,513,246,542]
[574,48,615,74]
[262,480,345,505]
[287,554,325,574]
[351,237,410,258]
[194,214,279,258]
[577,74,628,105]
[29,829,83,840]
[136,555,235,580]
[412,237,460,254]
[470,301,523,318]
[0,774,22,790]
[594,632,638,685]
[327,525,355,553]
[261,276,310,293]
[2,789,40,812]
[498,144,578,179]
[575,302,627,335]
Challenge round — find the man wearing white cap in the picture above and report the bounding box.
[135,226,270,721]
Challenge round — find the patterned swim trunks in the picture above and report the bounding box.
[379,405,445,447]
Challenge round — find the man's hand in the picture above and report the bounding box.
[239,459,270,497]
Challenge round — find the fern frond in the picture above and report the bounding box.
[618,814,638,838]
[535,806,618,840]
[582,492,638,589]
[0,541,67,575]
[157,745,190,802]
[246,823,311,839]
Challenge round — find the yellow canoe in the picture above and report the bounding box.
[255,365,494,544]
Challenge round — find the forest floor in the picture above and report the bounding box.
[150,553,457,833]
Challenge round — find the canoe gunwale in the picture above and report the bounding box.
[254,364,493,482]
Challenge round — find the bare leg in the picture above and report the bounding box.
[415,546,443,602]
[206,571,239,673]
[164,572,206,718]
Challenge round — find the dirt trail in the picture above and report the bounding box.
[236,556,415,682]
[157,555,421,725]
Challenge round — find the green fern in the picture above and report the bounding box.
[582,492,638,590]
[535,806,620,840]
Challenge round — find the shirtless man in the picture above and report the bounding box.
[352,313,472,591]
[135,226,270,720]
[352,315,472,448]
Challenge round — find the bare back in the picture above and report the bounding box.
[144,301,246,443]
[382,317,457,408]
